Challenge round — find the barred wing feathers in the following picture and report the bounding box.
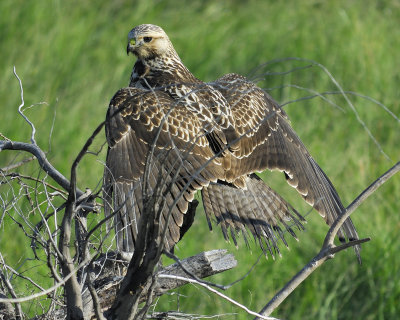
[203,73,360,259]
[104,88,223,251]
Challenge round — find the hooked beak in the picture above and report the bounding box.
[127,38,136,55]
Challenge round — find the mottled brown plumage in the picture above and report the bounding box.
[103,24,360,259]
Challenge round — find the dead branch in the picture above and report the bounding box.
[98,250,236,314]
[0,140,84,198]
[0,156,36,172]
[58,192,84,319]
[22,250,237,319]
[146,311,237,319]
[0,268,23,320]
[153,249,237,299]
[0,291,16,320]
[255,161,400,319]
[157,274,277,320]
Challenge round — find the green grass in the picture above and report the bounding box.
[1,0,399,319]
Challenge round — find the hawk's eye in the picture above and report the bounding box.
[143,37,152,43]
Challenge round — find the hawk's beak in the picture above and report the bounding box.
[127,38,136,55]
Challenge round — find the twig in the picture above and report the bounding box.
[163,249,243,291]
[0,266,23,319]
[0,262,45,292]
[324,161,400,247]
[158,274,279,320]
[146,311,237,319]
[45,243,63,283]
[87,273,107,320]
[253,57,392,160]
[0,140,84,198]
[255,162,399,318]
[0,156,36,172]
[0,257,92,304]
[13,66,36,145]
[3,172,68,196]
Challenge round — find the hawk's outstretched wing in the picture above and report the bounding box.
[103,86,314,256]
[201,73,360,259]
[104,24,360,261]
[103,87,223,251]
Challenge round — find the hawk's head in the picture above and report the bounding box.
[127,24,175,60]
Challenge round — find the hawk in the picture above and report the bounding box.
[103,24,360,260]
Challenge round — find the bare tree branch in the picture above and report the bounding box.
[57,119,106,319]
[0,257,23,319]
[58,194,84,319]
[0,156,36,172]
[87,273,107,320]
[0,258,92,304]
[324,161,400,248]
[255,162,400,318]
[154,249,237,299]
[0,140,84,198]
[158,274,279,320]
[33,250,238,319]
[146,311,237,319]
[14,66,36,145]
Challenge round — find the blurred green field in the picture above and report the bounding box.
[0,0,399,319]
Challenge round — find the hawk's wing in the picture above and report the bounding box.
[103,87,223,251]
[204,73,360,259]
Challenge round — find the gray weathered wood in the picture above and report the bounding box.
[21,250,236,319]
[154,249,237,297]
[88,249,237,313]
[0,292,16,320]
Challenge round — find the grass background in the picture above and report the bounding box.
[0,0,399,319]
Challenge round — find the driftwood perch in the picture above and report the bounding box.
[154,249,237,297]
[33,249,237,319]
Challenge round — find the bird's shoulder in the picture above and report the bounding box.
[209,73,288,138]
[106,87,214,149]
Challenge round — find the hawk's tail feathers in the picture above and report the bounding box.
[201,174,306,258]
